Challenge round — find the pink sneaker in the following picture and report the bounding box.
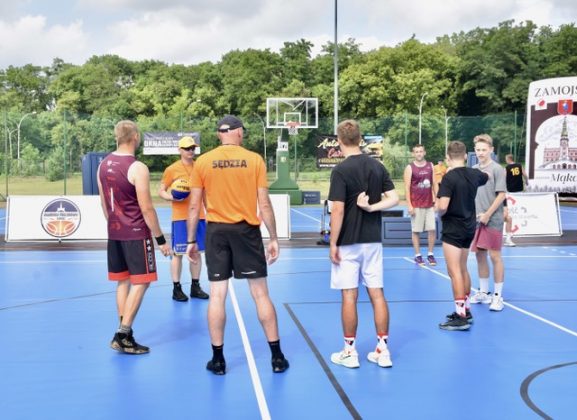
[414,255,425,266]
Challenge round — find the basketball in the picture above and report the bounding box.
[171,178,191,200]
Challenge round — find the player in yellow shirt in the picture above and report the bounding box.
[159,136,209,301]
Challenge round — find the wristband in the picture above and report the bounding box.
[155,235,166,246]
[187,240,197,244]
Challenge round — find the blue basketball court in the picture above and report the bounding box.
[1,205,576,419]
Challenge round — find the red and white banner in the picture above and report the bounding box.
[505,192,562,237]
[525,77,577,193]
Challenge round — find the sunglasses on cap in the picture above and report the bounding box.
[218,126,247,135]
[181,146,196,151]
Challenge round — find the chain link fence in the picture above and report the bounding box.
[1,111,526,200]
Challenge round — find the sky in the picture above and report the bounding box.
[0,0,576,69]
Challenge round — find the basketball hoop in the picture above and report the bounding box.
[285,121,301,136]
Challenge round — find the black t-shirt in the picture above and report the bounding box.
[328,154,395,245]
[506,163,524,192]
[437,167,489,238]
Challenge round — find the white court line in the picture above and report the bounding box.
[402,256,577,339]
[228,280,271,420]
[290,208,321,223]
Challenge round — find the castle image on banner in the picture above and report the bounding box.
[540,117,577,170]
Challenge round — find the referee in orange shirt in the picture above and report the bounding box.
[186,115,289,375]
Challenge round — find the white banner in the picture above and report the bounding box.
[143,132,201,155]
[6,195,107,242]
[525,77,577,193]
[260,194,291,240]
[506,192,562,237]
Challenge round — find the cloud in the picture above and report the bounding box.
[0,15,88,67]
[106,2,328,64]
[1,0,575,68]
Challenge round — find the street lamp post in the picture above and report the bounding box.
[442,107,450,154]
[418,93,428,145]
[254,114,267,166]
[333,0,339,134]
[17,111,37,169]
[7,128,17,159]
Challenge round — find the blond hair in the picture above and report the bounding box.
[114,120,139,145]
[473,133,493,147]
[337,119,361,146]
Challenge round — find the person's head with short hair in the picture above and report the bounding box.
[411,144,426,162]
[505,154,514,164]
[114,120,140,148]
[337,119,362,147]
[473,133,494,165]
[216,115,245,145]
[446,140,467,165]
[473,133,493,147]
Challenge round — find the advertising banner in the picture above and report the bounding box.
[143,131,201,155]
[506,192,562,237]
[6,196,107,241]
[316,135,383,168]
[525,77,577,193]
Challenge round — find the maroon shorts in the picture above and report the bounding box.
[471,224,503,252]
[107,238,158,284]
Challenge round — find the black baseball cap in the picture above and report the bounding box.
[217,115,245,132]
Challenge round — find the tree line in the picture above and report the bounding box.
[1,19,576,179]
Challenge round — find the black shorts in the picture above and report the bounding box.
[442,233,475,249]
[107,238,158,284]
[205,221,267,281]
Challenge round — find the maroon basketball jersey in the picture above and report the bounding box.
[409,161,434,208]
[98,153,150,240]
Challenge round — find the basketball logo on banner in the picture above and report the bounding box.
[40,199,81,238]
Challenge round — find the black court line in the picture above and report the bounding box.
[520,361,577,420]
[284,303,362,420]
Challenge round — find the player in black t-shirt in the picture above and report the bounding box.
[437,141,488,331]
[328,119,399,369]
[503,154,527,246]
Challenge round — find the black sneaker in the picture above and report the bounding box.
[172,283,189,302]
[191,281,209,299]
[439,313,470,331]
[206,359,226,375]
[272,356,289,373]
[446,310,473,324]
[110,332,150,354]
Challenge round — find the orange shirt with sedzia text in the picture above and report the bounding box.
[191,145,268,225]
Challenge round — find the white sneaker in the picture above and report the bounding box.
[470,291,492,304]
[367,346,393,368]
[330,349,360,368]
[504,237,516,247]
[489,295,504,311]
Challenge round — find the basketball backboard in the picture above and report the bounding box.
[266,97,318,129]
